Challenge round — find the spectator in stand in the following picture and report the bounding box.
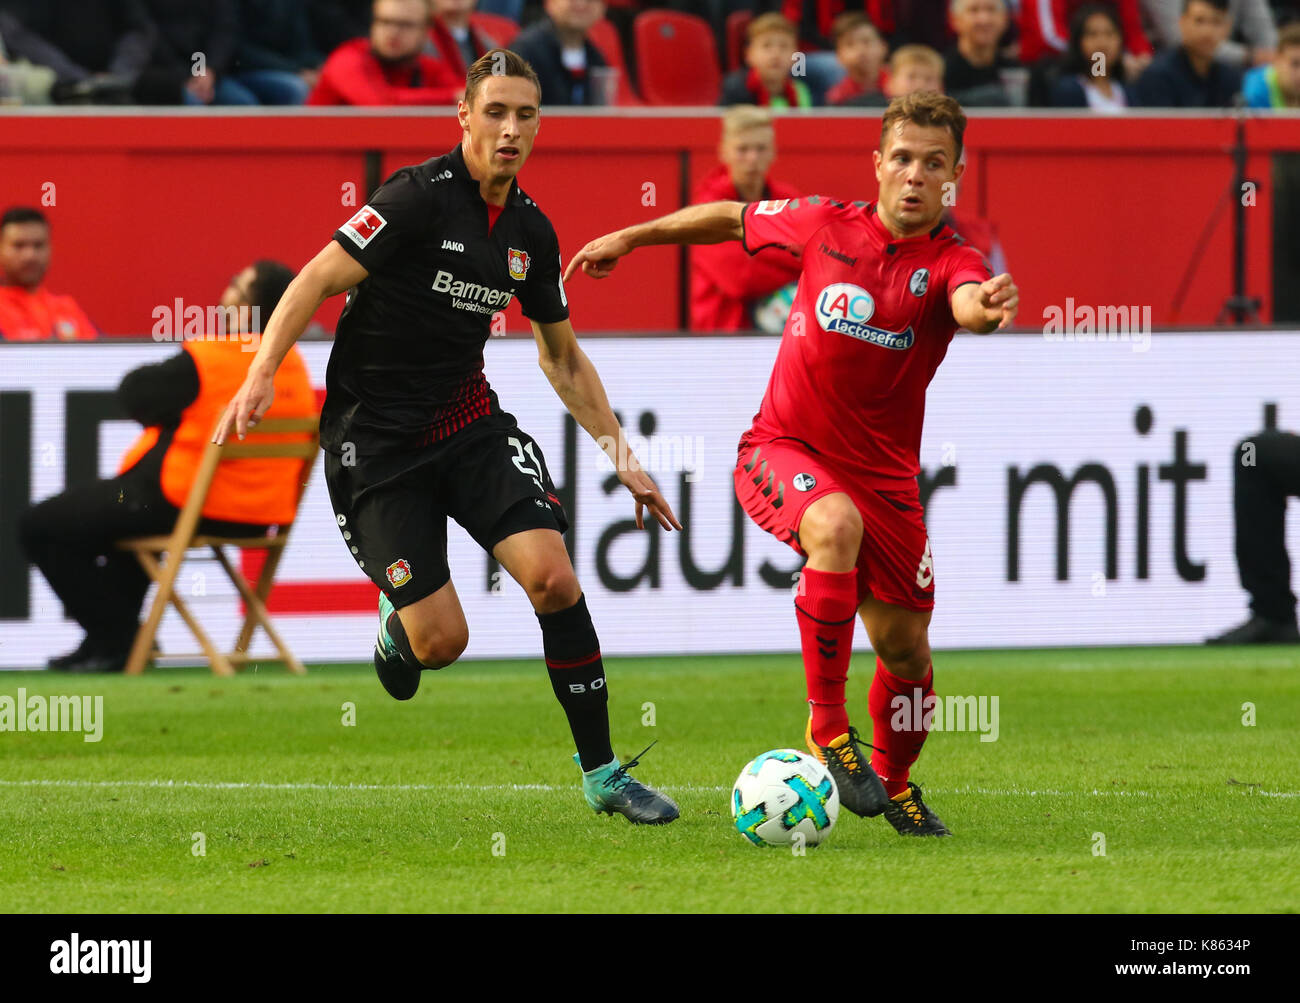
[228,0,323,105]
[1243,21,1300,107]
[689,106,802,332]
[1134,0,1244,106]
[1021,0,1153,80]
[508,0,608,106]
[944,0,1020,104]
[19,262,317,674]
[1049,3,1135,108]
[842,43,946,105]
[430,0,506,77]
[309,0,462,105]
[721,12,816,107]
[310,0,373,53]
[826,11,889,104]
[1143,0,1279,69]
[0,0,154,104]
[0,208,98,341]
[133,0,251,105]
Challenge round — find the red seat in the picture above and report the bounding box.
[469,11,520,47]
[633,10,721,106]
[588,17,643,105]
[725,10,752,72]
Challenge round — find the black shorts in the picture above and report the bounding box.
[324,410,569,609]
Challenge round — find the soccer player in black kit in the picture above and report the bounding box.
[214,50,682,824]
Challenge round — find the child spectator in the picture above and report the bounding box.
[826,11,889,105]
[1242,22,1300,107]
[720,13,815,108]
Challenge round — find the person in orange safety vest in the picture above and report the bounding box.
[19,261,317,673]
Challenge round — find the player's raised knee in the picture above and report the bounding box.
[874,620,931,674]
[798,494,863,562]
[409,626,469,669]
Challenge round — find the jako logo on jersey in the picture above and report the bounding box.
[754,199,790,216]
[816,282,915,350]
[909,268,930,297]
[441,239,464,252]
[508,247,531,280]
[341,206,387,248]
[793,472,817,491]
[431,169,453,181]
[386,559,412,588]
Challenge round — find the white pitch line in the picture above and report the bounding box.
[0,779,1295,797]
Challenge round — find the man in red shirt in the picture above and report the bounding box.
[690,106,801,332]
[308,0,462,106]
[566,92,1019,837]
[0,207,98,341]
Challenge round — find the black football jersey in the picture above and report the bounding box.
[320,143,570,455]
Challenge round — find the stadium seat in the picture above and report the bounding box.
[116,416,320,677]
[725,10,752,72]
[469,12,521,47]
[588,17,642,105]
[633,10,722,106]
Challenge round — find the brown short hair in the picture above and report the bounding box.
[464,48,542,106]
[1279,22,1300,52]
[831,11,879,48]
[747,12,798,44]
[880,91,968,165]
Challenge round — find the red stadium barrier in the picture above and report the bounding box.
[2,111,1293,336]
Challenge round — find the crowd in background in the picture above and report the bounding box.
[0,0,1297,109]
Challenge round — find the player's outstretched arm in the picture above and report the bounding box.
[213,242,368,444]
[530,318,683,533]
[951,273,1019,334]
[563,201,746,283]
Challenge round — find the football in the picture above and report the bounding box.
[731,749,840,848]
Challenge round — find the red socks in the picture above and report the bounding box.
[794,567,858,746]
[868,657,934,797]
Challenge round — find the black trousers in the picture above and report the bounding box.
[18,435,270,651]
[1234,429,1300,625]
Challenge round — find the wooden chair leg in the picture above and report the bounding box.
[126,550,173,676]
[233,544,286,654]
[166,588,236,678]
[213,547,306,676]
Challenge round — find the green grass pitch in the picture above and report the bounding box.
[2,646,1297,913]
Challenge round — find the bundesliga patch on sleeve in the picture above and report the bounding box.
[754,199,791,216]
[341,206,388,248]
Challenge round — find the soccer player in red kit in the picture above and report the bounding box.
[565,92,1019,836]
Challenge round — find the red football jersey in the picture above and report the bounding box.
[740,195,991,489]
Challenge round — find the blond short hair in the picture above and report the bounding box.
[889,44,945,76]
[721,105,775,140]
[747,12,798,44]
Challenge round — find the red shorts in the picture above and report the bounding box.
[734,434,935,611]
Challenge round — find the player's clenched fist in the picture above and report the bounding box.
[563,231,634,283]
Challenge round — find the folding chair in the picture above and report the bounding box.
[117,416,320,677]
